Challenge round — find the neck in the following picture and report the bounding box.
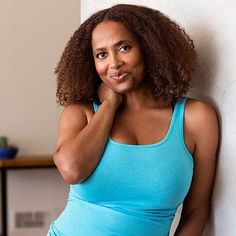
[121,82,158,110]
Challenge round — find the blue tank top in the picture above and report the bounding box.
[48,96,193,236]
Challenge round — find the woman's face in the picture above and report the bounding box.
[91,21,145,94]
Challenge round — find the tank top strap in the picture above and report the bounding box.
[175,96,188,139]
[92,101,100,113]
[169,96,191,156]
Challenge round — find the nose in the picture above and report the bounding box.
[109,53,124,69]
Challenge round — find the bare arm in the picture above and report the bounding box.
[174,99,219,236]
[54,83,122,184]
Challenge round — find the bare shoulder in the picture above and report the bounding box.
[61,103,94,124]
[185,97,219,134]
[62,103,89,115]
[55,103,93,152]
[185,97,219,156]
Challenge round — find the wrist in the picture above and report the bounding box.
[103,99,121,111]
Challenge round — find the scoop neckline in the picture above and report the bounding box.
[108,101,179,148]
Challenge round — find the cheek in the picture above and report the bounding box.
[95,62,107,78]
[130,51,145,73]
[133,59,145,78]
[95,62,113,85]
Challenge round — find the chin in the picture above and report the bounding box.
[112,86,131,94]
[112,82,136,94]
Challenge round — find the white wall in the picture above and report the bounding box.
[0,0,80,235]
[8,169,69,236]
[81,0,236,235]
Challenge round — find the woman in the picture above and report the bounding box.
[47,4,219,236]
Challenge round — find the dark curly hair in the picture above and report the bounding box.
[55,4,197,107]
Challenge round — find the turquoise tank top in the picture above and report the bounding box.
[47,96,193,236]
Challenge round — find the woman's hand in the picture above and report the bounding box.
[98,82,123,108]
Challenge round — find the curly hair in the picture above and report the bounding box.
[55,4,197,107]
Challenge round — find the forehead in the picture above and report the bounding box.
[92,21,138,49]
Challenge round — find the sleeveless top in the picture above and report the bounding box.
[48,96,194,236]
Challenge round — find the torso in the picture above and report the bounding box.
[84,98,195,156]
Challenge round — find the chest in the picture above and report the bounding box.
[87,103,195,155]
[111,108,194,155]
[110,107,173,145]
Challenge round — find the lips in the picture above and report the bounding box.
[110,72,129,81]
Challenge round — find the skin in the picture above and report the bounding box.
[92,20,158,110]
[55,20,219,235]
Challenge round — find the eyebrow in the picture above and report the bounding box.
[93,39,133,53]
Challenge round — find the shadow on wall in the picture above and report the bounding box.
[188,24,223,236]
[189,24,220,107]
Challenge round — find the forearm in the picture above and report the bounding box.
[174,208,209,236]
[55,100,118,183]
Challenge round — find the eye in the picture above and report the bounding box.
[95,52,107,59]
[119,44,131,52]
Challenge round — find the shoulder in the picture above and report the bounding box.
[56,103,94,150]
[62,102,93,113]
[184,97,219,155]
[60,103,94,125]
[185,97,219,132]
[185,96,218,118]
